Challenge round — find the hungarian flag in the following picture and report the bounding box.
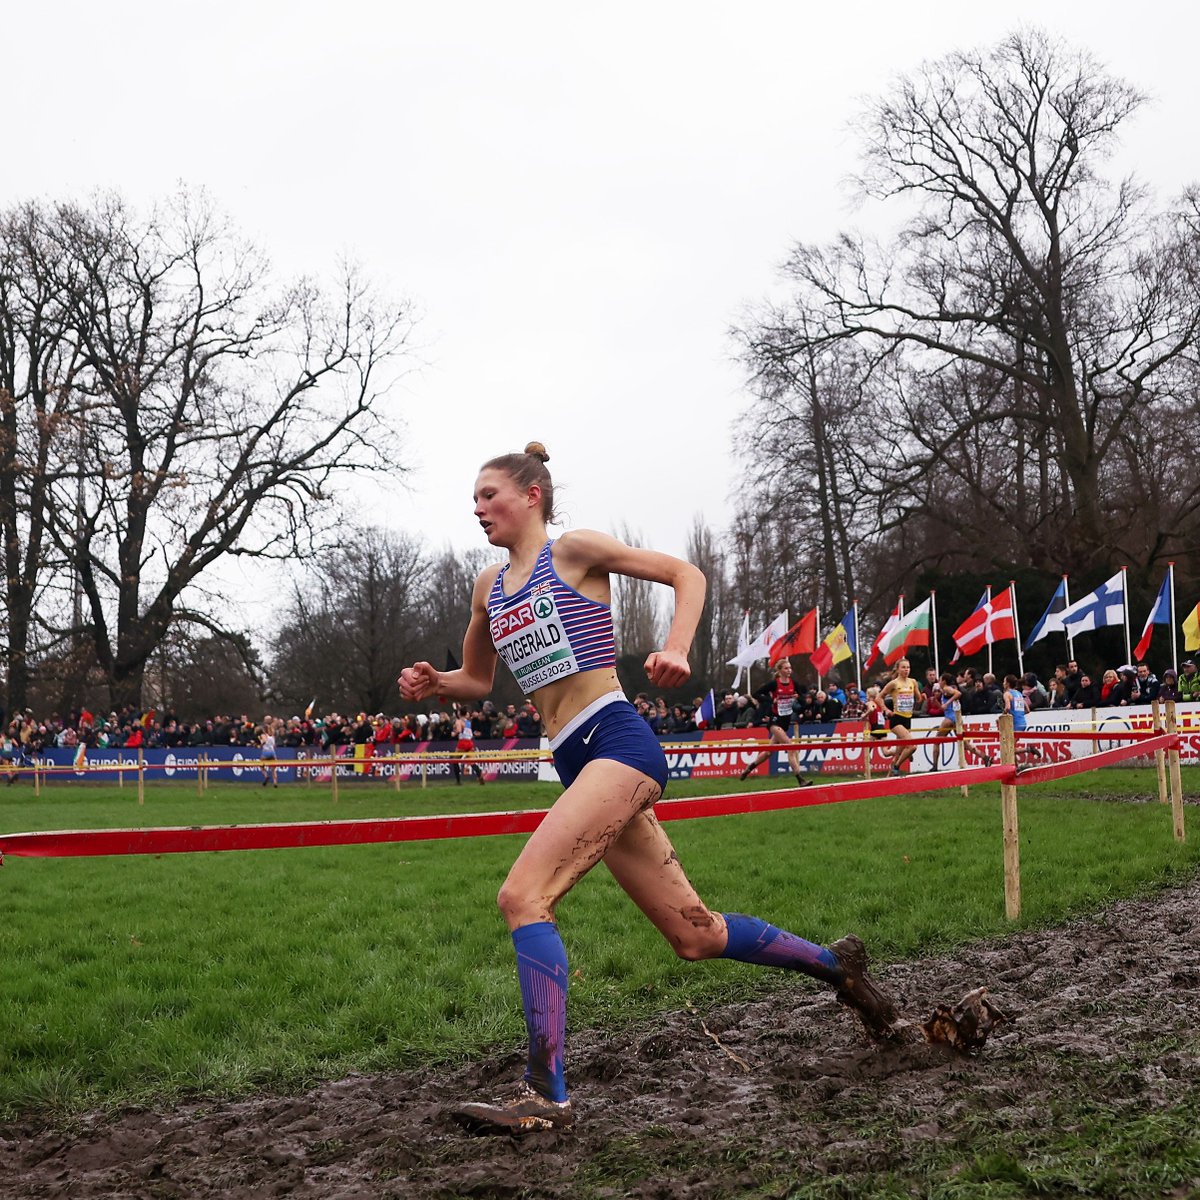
[865,599,902,668]
[1183,598,1200,653]
[768,608,817,666]
[951,587,1015,657]
[877,598,932,665]
[1134,571,1171,661]
[810,607,856,675]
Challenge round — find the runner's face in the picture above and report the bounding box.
[897,660,910,677]
[473,468,538,546]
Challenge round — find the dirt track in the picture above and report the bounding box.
[3,875,1200,1198]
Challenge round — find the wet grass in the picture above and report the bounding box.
[0,768,1197,1121]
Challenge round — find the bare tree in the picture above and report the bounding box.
[739,29,1200,589]
[611,523,663,659]
[271,529,431,714]
[24,189,417,709]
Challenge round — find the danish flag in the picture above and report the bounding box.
[951,588,1016,657]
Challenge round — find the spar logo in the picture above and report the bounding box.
[491,602,535,640]
[533,596,554,619]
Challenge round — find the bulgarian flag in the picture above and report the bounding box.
[865,598,902,668]
[810,607,856,676]
[877,597,933,666]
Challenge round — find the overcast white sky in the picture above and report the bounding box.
[5,1,1197,631]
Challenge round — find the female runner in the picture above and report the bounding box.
[877,658,921,776]
[737,658,812,786]
[398,443,897,1134]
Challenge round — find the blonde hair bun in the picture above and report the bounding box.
[524,441,550,463]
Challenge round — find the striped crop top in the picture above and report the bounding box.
[486,540,617,695]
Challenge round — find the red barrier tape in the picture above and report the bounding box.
[0,764,1012,860]
[1010,732,1179,786]
[0,737,1180,862]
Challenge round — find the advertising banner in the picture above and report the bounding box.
[37,739,544,785]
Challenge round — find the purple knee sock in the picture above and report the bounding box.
[720,912,841,985]
[511,921,569,1102]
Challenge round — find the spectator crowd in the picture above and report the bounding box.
[4,657,1197,760]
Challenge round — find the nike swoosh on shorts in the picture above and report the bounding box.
[581,724,600,745]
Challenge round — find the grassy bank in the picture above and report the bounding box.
[0,768,1196,1118]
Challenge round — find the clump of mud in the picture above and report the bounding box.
[3,877,1200,1198]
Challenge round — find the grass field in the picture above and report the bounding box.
[0,767,1196,1120]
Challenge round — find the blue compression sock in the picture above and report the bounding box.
[511,921,569,1102]
[720,912,841,985]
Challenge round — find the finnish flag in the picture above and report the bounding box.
[1059,572,1125,633]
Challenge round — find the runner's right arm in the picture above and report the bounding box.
[400,568,500,702]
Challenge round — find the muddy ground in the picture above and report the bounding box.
[3,873,1199,1198]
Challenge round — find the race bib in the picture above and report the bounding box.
[490,593,581,693]
[777,697,794,716]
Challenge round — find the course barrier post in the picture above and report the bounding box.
[137,750,145,806]
[998,712,1020,920]
[1152,698,1168,805]
[196,754,204,797]
[1166,701,1185,842]
[330,752,339,803]
[861,723,872,781]
[392,753,401,792]
[33,756,41,796]
[956,710,968,797]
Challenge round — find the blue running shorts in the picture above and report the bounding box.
[550,693,669,792]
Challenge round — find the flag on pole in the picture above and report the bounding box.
[74,743,87,770]
[1024,578,1070,648]
[865,598,902,668]
[951,590,988,663]
[694,688,716,729]
[1059,572,1125,633]
[768,608,817,666]
[1183,599,1200,653]
[809,607,856,675]
[877,598,933,665]
[1133,572,1172,661]
[304,697,317,721]
[951,588,1016,658]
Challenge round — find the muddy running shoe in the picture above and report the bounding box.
[452,1081,575,1134]
[739,765,754,781]
[829,934,899,1040]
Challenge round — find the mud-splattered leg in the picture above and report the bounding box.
[603,810,840,982]
[497,758,665,1101]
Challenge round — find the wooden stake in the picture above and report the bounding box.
[998,713,1020,920]
[1166,701,1185,842]
[392,752,401,792]
[956,710,968,797]
[1152,698,1168,804]
[330,752,339,803]
[862,722,872,781]
[137,749,145,806]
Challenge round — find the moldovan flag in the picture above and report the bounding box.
[877,598,933,666]
[1133,571,1171,661]
[810,608,856,675]
[768,608,817,666]
[951,588,1015,657]
[1183,600,1200,653]
[865,599,902,668]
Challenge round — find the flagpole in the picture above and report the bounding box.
[926,588,936,681]
[1168,561,1178,671]
[853,599,862,690]
[986,585,993,678]
[815,603,822,688]
[1062,574,1074,660]
[1010,580,1024,677]
[1121,565,1131,663]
